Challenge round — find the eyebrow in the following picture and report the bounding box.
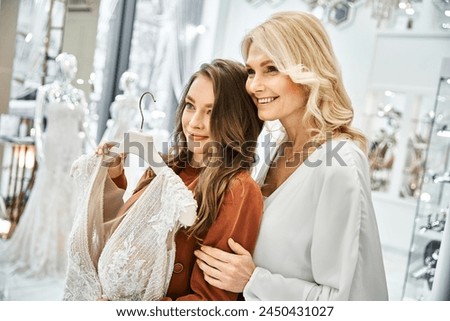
[245,59,273,68]
[186,95,213,108]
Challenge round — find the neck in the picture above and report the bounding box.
[191,154,207,168]
[55,79,72,92]
[279,110,310,152]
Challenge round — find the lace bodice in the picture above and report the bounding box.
[45,102,85,136]
[63,154,197,300]
[43,102,85,170]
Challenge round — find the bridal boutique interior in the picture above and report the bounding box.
[0,0,449,301]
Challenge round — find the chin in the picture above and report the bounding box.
[187,143,206,157]
[258,112,276,122]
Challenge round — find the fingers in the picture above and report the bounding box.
[194,249,228,271]
[199,245,234,263]
[96,141,128,172]
[196,259,222,280]
[96,145,105,156]
[195,246,252,294]
[199,259,246,294]
[196,258,230,291]
[203,274,225,290]
[96,141,119,156]
[228,238,251,256]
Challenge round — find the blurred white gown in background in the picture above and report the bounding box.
[0,53,91,281]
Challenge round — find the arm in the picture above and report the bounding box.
[96,142,128,189]
[96,142,128,224]
[172,174,263,301]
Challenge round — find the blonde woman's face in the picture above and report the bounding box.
[182,74,213,165]
[245,45,306,123]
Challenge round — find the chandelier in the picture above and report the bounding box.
[370,0,421,27]
[299,1,422,28]
[300,1,365,27]
[246,0,287,7]
[370,0,399,24]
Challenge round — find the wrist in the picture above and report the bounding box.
[109,168,124,179]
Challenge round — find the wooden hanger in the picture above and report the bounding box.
[109,92,166,175]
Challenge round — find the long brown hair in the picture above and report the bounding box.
[155,59,262,238]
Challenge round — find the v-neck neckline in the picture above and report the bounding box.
[263,144,322,202]
[261,139,349,202]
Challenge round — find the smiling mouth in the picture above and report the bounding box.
[189,134,209,141]
[257,97,277,104]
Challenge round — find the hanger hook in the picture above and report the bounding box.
[138,91,156,131]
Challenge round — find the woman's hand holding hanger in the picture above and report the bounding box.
[96,141,127,179]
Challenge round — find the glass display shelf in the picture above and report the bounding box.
[403,59,450,300]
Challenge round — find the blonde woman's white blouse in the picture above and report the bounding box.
[244,137,388,301]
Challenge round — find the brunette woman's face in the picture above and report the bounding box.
[182,74,214,164]
[245,45,307,123]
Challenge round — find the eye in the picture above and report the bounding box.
[184,102,195,110]
[206,109,212,115]
[266,65,278,73]
[246,68,255,78]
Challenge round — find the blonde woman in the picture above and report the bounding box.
[195,12,388,300]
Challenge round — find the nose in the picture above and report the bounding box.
[189,110,206,129]
[246,73,265,94]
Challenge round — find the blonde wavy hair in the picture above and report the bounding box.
[242,11,367,151]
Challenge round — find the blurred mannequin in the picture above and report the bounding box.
[0,52,93,280]
[101,71,144,199]
[102,71,170,148]
[101,71,140,142]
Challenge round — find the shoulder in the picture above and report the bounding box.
[332,139,368,167]
[311,140,370,183]
[314,139,367,166]
[215,171,263,226]
[229,171,262,193]
[224,171,263,204]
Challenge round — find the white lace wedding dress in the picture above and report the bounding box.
[0,102,85,278]
[63,154,197,301]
